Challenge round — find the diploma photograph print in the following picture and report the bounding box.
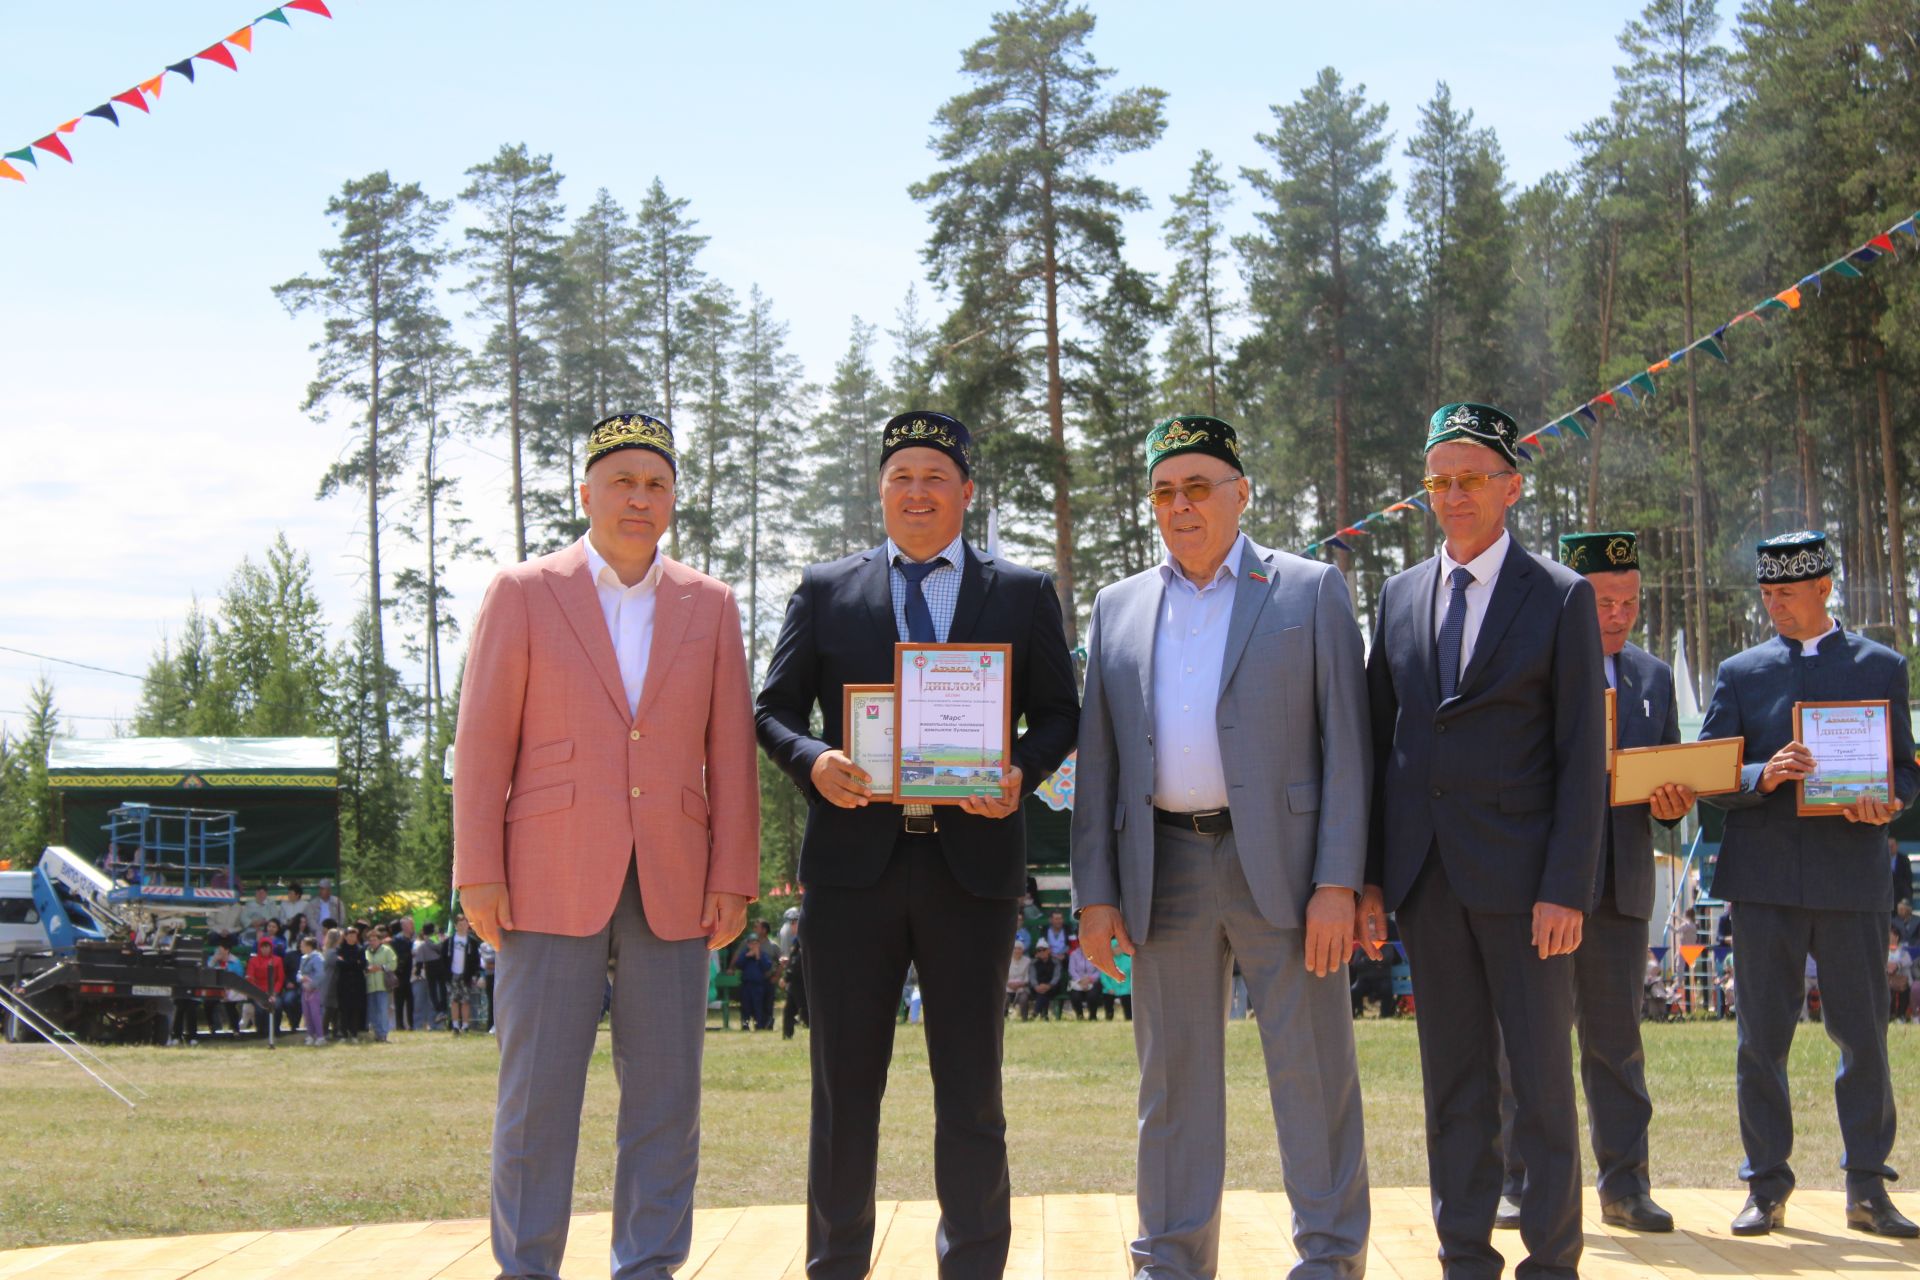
[1795,700,1895,815]
[892,642,1013,804]
[843,684,896,798]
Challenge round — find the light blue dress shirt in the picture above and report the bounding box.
[884,532,966,643]
[1150,533,1247,811]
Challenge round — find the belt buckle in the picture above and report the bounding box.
[903,814,939,835]
[1190,809,1225,835]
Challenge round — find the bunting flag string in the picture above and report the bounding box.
[1296,208,1920,559]
[0,3,332,186]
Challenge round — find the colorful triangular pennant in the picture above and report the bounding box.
[32,134,73,163]
[85,103,119,126]
[227,27,255,52]
[257,7,291,24]
[197,43,239,71]
[0,160,22,183]
[5,147,37,168]
[112,89,150,114]
[167,58,197,81]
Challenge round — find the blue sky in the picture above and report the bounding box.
[0,0,1661,736]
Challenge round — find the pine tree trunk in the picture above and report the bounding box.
[1587,224,1618,527]
[1795,364,1817,526]
[367,264,389,754]
[1876,352,1909,648]
[1037,78,1077,645]
[508,259,527,562]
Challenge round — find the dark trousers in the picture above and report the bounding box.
[393,976,413,1030]
[801,832,1016,1280]
[741,982,773,1029]
[1731,901,1897,1199]
[785,977,808,1038]
[1102,993,1132,1021]
[1400,857,1580,1280]
[1500,899,1653,1207]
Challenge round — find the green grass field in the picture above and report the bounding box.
[4,1016,1918,1249]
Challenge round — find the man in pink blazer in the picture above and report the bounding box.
[454,412,760,1280]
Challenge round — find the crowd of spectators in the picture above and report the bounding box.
[173,879,495,1046]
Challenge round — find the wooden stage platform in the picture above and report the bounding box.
[3,1187,1916,1278]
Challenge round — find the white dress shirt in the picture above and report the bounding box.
[583,534,664,718]
[1604,652,1617,690]
[1433,529,1511,687]
[1151,533,1247,811]
[1799,619,1840,654]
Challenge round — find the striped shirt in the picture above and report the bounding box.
[885,532,967,643]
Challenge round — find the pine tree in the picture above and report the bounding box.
[677,282,741,578]
[459,143,567,562]
[1073,265,1164,588]
[205,535,334,736]
[734,286,809,677]
[1405,83,1512,406]
[888,286,939,408]
[273,171,447,754]
[914,0,1167,640]
[1238,67,1397,579]
[633,180,711,556]
[131,601,215,736]
[800,318,887,560]
[1161,150,1234,415]
[0,679,59,864]
[1616,0,1728,688]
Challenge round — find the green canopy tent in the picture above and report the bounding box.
[47,737,340,885]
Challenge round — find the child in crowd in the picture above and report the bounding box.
[298,936,327,1046]
[244,939,285,1036]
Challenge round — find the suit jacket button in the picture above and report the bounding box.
[630,730,641,740]
[1435,722,1446,733]
[1430,787,1443,798]
[630,787,641,798]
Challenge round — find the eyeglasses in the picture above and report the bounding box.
[1419,470,1516,495]
[1147,473,1243,507]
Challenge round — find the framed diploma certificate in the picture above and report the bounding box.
[1795,700,1895,816]
[1610,737,1743,806]
[844,684,896,798]
[893,642,1014,805]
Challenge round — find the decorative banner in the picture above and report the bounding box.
[2,3,332,186]
[1299,209,1919,557]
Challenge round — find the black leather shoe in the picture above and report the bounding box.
[1846,1191,1920,1238]
[1602,1193,1675,1232]
[1731,1192,1789,1236]
[1494,1194,1522,1230]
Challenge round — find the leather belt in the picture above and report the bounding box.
[1153,806,1232,836]
[901,814,940,835]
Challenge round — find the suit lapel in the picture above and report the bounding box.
[633,558,696,726]
[544,544,632,722]
[1217,539,1278,697]
[1451,536,1537,703]
[1135,572,1163,724]
[860,547,896,643]
[947,543,993,643]
[1416,555,1442,703]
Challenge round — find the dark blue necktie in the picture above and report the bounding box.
[897,558,945,643]
[1437,566,1473,700]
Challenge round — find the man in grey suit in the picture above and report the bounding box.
[1494,531,1694,1234]
[1360,403,1606,1280]
[1074,415,1372,1280]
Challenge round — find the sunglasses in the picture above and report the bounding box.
[1419,469,1516,495]
[1147,473,1243,507]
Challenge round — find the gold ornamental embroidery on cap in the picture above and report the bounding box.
[886,417,958,450]
[1605,537,1634,566]
[590,415,676,460]
[1565,545,1591,570]
[1152,421,1210,453]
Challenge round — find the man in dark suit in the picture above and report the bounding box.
[1493,531,1693,1234]
[757,411,1079,1280]
[1359,403,1606,1280]
[1699,530,1920,1238]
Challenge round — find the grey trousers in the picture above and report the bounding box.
[490,865,710,1280]
[1131,824,1370,1280]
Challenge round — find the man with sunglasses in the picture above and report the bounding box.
[1359,403,1607,1280]
[1073,414,1372,1279]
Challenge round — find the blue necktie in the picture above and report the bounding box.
[897,558,945,643]
[1437,566,1473,700]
